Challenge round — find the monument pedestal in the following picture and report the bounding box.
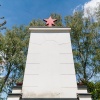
[7,28,92,100]
[22,28,77,99]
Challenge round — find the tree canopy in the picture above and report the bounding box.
[65,11,100,83]
[0,26,29,95]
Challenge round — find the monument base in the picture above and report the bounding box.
[7,83,92,100]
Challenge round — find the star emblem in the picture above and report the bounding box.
[43,16,57,27]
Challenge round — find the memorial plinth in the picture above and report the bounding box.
[22,28,77,99]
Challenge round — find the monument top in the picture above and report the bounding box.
[29,27,71,33]
[43,16,57,27]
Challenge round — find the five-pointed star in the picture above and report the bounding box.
[44,16,57,27]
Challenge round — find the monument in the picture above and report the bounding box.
[7,17,92,100]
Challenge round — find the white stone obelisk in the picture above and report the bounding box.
[22,28,77,98]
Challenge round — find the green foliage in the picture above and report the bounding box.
[29,19,45,27]
[51,13,63,26]
[87,81,100,100]
[65,11,100,99]
[0,56,2,64]
[65,11,100,82]
[0,25,30,93]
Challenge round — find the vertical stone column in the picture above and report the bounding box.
[22,28,77,99]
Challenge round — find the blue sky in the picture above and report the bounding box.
[0,0,90,29]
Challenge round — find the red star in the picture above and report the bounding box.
[44,16,57,27]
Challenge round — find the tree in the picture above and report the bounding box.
[87,81,100,100]
[51,13,63,26]
[0,26,29,95]
[94,3,100,77]
[65,11,100,83]
[0,4,7,98]
[65,11,100,100]
[29,19,45,27]
[0,4,6,76]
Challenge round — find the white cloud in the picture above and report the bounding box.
[73,0,100,21]
[83,0,100,18]
[73,5,83,14]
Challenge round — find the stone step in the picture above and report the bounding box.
[12,86,22,94]
[77,85,87,93]
[7,93,22,100]
[77,93,92,100]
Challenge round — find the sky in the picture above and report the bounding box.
[0,0,95,29]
